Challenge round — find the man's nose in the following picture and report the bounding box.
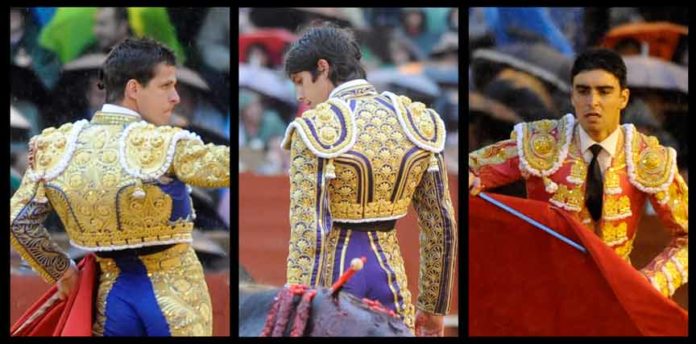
[171,89,181,105]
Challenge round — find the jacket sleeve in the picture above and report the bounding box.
[285,131,332,287]
[10,168,71,285]
[411,153,458,315]
[640,171,688,298]
[171,139,230,188]
[468,137,522,191]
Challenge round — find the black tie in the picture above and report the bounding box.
[585,144,604,223]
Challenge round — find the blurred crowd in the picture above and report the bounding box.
[10,7,231,268]
[238,7,460,176]
[468,7,689,192]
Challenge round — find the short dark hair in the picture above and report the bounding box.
[571,48,627,89]
[284,23,366,85]
[99,37,176,103]
[112,7,129,23]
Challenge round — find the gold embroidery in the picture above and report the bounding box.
[601,222,628,246]
[612,237,634,261]
[320,228,342,287]
[373,231,415,332]
[327,98,430,221]
[567,159,586,184]
[468,141,518,172]
[287,132,323,285]
[603,195,632,220]
[172,140,230,188]
[652,271,670,297]
[32,122,77,175]
[412,162,457,315]
[282,99,355,156]
[519,116,572,173]
[141,244,212,335]
[10,185,71,284]
[93,258,119,336]
[549,184,583,211]
[604,169,621,194]
[629,130,674,190]
[663,260,682,292]
[12,114,228,252]
[395,95,446,152]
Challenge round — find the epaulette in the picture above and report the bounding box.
[513,114,575,193]
[120,121,202,182]
[382,92,445,153]
[624,124,677,194]
[27,119,89,182]
[281,98,355,158]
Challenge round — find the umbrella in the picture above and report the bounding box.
[368,67,441,99]
[429,31,458,59]
[423,65,459,86]
[239,63,296,105]
[623,55,688,94]
[11,106,32,151]
[239,29,297,67]
[62,53,105,72]
[64,53,211,92]
[471,43,573,93]
[468,92,522,124]
[11,106,31,129]
[602,22,688,61]
[248,8,353,34]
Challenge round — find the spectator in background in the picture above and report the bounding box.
[245,43,273,68]
[196,7,230,113]
[174,80,227,139]
[197,7,230,74]
[92,7,131,53]
[239,89,286,151]
[398,8,441,57]
[10,8,61,90]
[447,8,458,33]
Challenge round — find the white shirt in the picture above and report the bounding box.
[100,104,141,118]
[577,124,621,176]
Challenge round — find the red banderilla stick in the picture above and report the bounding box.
[330,256,366,295]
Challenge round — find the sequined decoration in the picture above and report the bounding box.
[411,155,457,315]
[140,244,212,336]
[287,132,325,285]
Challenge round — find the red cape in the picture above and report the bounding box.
[11,254,96,336]
[469,193,688,336]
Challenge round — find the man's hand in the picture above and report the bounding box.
[469,171,481,195]
[56,264,80,301]
[415,309,444,337]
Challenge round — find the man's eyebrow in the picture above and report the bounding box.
[574,84,615,90]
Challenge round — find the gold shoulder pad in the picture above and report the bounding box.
[280,98,355,158]
[625,124,677,193]
[383,92,445,153]
[122,122,202,179]
[515,113,575,177]
[29,119,89,181]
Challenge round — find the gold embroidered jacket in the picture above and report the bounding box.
[281,80,458,314]
[10,112,230,284]
[469,114,687,297]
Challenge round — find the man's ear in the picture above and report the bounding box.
[124,79,139,100]
[620,87,630,109]
[317,59,330,75]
